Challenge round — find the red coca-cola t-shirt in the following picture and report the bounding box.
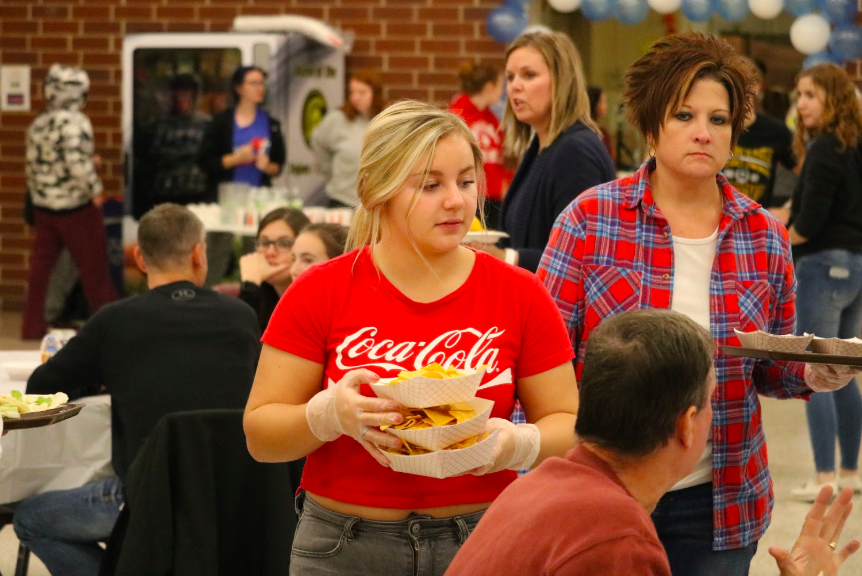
[262,248,574,509]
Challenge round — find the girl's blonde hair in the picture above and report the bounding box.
[793,63,862,162]
[502,31,597,157]
[347,100,486,252]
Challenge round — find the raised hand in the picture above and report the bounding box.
[770,486,860,576]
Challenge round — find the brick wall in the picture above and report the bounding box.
[0,0,506,311]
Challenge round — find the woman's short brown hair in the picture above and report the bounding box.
[342,70,385,121]
[623,32,755,147]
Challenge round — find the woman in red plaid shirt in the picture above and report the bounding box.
[538,32,862,576]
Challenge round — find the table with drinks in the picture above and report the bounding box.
[190,183,354,237]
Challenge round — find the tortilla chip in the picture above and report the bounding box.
[381,405,477,432]
[386,363,467,384]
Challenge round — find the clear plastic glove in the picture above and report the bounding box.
[305,369,404,466]
[239,252,290,286]
[804,363,862,393]
[468,418,541,476]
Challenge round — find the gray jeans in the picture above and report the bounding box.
[290,492,484,576]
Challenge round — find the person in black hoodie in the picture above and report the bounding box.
[788,63,862,502]
[13,204,260,576]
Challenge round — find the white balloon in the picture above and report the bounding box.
[790,14,831,55]
[748,0,783,18]
[524,24,554,34]
[548,0,582,12]
[648,0,682,14]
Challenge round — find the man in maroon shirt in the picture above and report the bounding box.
[446,309,858,576]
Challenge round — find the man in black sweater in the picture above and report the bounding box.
[14,204,261,576]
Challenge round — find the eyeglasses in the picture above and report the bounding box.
[255,237,294,252]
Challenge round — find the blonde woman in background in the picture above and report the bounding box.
[472,31,615,272]
[311,70,385,208]
[244,100,578,576]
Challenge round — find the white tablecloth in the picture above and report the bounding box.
[0,351,112,505]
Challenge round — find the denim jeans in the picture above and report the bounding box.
[290,492,484,576]
[13,476,124,576]
[795,250,862,472]
[651,483,758,576]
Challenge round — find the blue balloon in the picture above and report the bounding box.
[617,0,650,23]
[802,51,843,69]
[505,0,533,6]
[716,0,748,21]
[785,0,816,15]
[486,5,528,44]
[681,0,714,22]
[582,0,617,21]
[829,25,862,60]
[817,0,857,24]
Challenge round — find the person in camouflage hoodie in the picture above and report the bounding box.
[22,63,117,339]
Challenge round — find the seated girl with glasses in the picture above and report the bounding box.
[239,207,310,332]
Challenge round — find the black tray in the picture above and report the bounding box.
[2,403,85,430]
[720,345,862,367]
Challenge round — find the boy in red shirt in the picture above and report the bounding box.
[449,62,510,230]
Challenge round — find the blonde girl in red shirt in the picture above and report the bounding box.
[244,100,578,576]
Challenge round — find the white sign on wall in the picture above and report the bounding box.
[1,65,31,112]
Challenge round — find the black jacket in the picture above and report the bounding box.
[100,409,304,576]
[790,132,862,259]
[197,107,286,199]
[501,121,615,272]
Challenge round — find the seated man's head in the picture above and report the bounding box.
[135,204,207,286]
[575,309,716,479]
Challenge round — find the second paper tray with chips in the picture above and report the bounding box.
[384,398,494,451]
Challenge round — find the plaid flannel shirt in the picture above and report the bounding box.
[537,160,811,551]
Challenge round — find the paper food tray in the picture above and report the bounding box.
[371,367,486,408]
[733,329,813,354]
[387,429,499,479]
[809,337,862,357]
[463,230,509,243]
[385,398,494,452]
